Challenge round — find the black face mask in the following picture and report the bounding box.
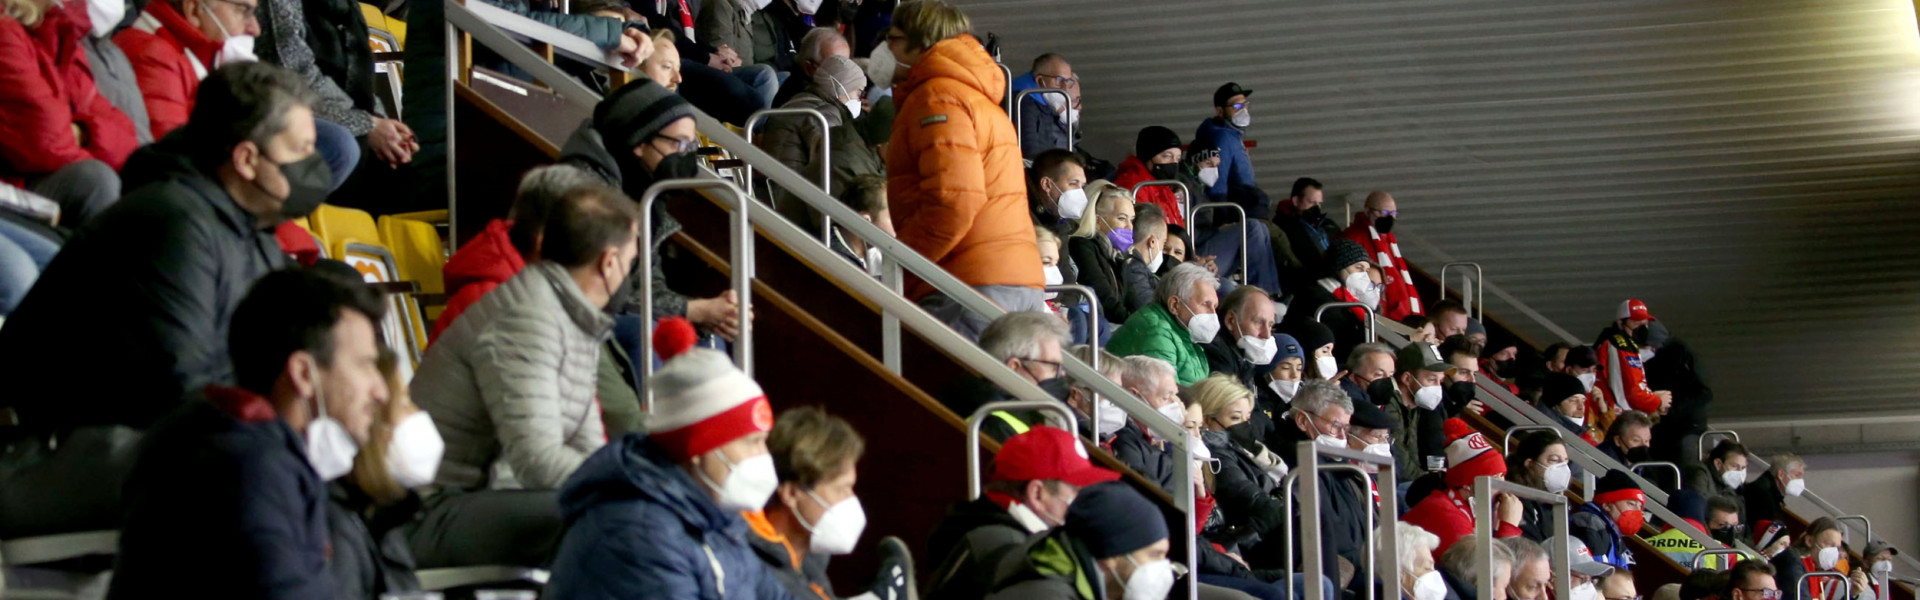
[1490,359,1516,378]
[1224,421,1260,452]
[652,151,705,181]
[1444,380,1478,410]
[1036,376,1072,402]
[1302,206,1325,221]
[1374,215,1396,234]
[1624,446,1651,463]
[1631,325,1650,346]
[1366,377,1399,407]
[1150,163,1179,180]
[1711,524,1746,545]
[253,153,332,220]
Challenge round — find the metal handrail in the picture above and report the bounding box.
[1800,570,1848,600]
[1836,515,1873,548]
[1132,180,1194,226]
[967,400,1081,499]
[1440,262,1484,320]
[1632,461,1684,491]
[742,108,833,241]
[1296,442,1401,600]
[1692,547,1749,570]
[1698,429,1742,461]
[1191,203,1248,283]
[638,179,753,413]
[1315,301,1377,342]
[1013,88,1073,153]
[995,63,1014,116]
[1582,469,1597,502]
[1046,285,1102,435]
[1502,424,1562,453]
[1473,477,1572,600]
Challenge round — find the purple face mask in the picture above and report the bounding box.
[1106,227,1135,250]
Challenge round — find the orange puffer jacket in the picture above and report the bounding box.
[886,35,1041,299]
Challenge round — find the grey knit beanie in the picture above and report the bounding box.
[593,80,697,149]
[813,56,868,100]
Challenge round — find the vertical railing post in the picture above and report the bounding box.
[1190,203,1249,284]
[1132,180,1195,226]
[1046,284,1101,435]
[743,108,834,241]
[882,259,902,374]
[966,401,1081,499]
[1013,88,1073,154]
[639,178,752,412]
[1440,262,1485,321]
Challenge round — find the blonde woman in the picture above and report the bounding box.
[1064,180,1137,323]
[1185,374,1303,600]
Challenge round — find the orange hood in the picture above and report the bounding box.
[895,35,1005,108]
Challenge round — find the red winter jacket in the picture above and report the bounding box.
[114,1,217,138]
[0,9,139,187]
[430,219,525,343]
[1400,488,1522,560]
[1113,155,1186,228]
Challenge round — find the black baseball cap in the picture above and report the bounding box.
[1214,82,1253,107]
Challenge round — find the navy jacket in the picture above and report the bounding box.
[108,386,332,600]
[1193,117,1255,202]
[545,433,800,600]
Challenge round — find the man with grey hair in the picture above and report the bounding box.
[1109,262,1220,387]
[943,311,1070,442]
[1502,537,1552,600]
[772,27,853,106]
[1108,355,1180,495]
[1245,378,1372,593]
[760,54,882,229]
[1340,341,1396,407]
[1203,285,1277,390]
[1442,534,1517,600]
[1743,452,1806,547]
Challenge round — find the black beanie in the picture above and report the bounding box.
[1065,482,1168,559]
[1291,321,1336,355]
[1326,238,1371,275]
[594,80,697,149]
[1541,372,1586,407]
[1134,126,1182,161]
[1563,346,1598,368]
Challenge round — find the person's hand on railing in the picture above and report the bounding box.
[369,118,418,166]
[687,290,753,341]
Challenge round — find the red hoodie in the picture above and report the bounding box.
[430,219,525,342]
[1112,155,1186,228]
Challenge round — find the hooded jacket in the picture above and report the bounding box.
[544,433,801,600]
[1113,155,1185,228]
[432,218,525,342]
[0,132,287,431]
[886,34,1041,298]
[1106,303,1210,386]
[411,261,612,491]
[926,496,1039,600]
[985,527,1107,600]
[0,5,139,187]
[558,118,692,320]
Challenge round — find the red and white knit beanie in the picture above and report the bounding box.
[646,317,774,461]
[1443,418,1506,488]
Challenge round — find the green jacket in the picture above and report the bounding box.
[1106,304,1209,386]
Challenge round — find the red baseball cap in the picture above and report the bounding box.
[989,426,1121,487]
[1617,299,1656,321]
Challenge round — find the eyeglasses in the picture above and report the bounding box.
[1038,73,1080,89]
[1740,589,1783,600]
[1370,209,1399,217]
[1019,358,1063,378]
[653,135,698,154]
[1229,102,1248,110]
[1306,412,1350,436]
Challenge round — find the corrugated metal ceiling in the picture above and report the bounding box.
[956,0,1920,420]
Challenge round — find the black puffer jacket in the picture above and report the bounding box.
[924,498,1033,600]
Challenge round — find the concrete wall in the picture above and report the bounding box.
[1781,451,1920,578]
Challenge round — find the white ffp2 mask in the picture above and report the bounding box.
[797,492,866,555]
[385,411,445,488]
[700,451,780,511]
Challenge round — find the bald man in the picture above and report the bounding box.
[1340,191,1423,320]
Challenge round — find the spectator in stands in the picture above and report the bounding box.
[1440,533,1516,600]
[829,174,894,276]
[1194,182,1284,293]
[1504,537,1551,600]
[1504,429,1568,542]
[1572,470,1644,569]
[1204,285,1279,390]
[1433,300,1471,339]
[1649,489,1714,566]
[1252,333,1305,432]
[1563,345,1600,389]
[1704,495,1748,548]
[1482,336,1521,395]
[1281,237,1374,357]
[115,0,255,137]
[1113,355,1182,494]
[1559,537,1617,600]
[1386,522,1448,600]
[1340,341,1395,409]
[1179,141,1223,218]
[329,346,439,599]
[1,0,138,227]
[1109,262,1220,386]
[857,42,899,147]
[886,0,1043,339]
[751,406,913,600]
[1602,568,1639,600]
[1540,372,1602,445]
[1773,517,1851,600]
[1597,410,1654,465]
[1743,453,1806,547]
[781,29,855,107]
[110,267,388,597]
[1066,345,1127,441]
[73,0,150,144]
[948,311,1071,440]
[1402,418,1524,557]
[1404,315,1439,344]
[1645,335,1711,465]
[543,318,786,598]
[1383,341,1447,482]
[1685,440,1751,498]
[0,64,314,460]
[1339,191,1422,320]
[925,426,1119,600]
[1066,180,1135,323]
[1861,541,1897,599]
[1262,380,1372,592]
[1116,125,1188,228]
[1724,559,1780,600]
[1596,299,1672,419]
[754,0,815,73]
[557,81,754,344]
[1272,177,1337,287]
[1120,202,1172,315]
[1195,372,1289,538]
[1014,52,1077,159]
[1346,391,1395,475]
[1027,148,1088,233]
[1440,333,1483,385]
[1291,321,1339,382]
[408,185,639,569]
[987,482,1177,600]
[761,54,880,228]
[1466,319,1489,346]
[1194,82,1255,203]
[694,0,767,78]
[641,29,684,89]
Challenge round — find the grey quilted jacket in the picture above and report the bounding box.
[412,261,612,492]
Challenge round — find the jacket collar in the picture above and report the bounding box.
[527,261,615,341]
[895,35,1004,105]
[140,1,221,68]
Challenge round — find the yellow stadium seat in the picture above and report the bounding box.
[379,214,448,326]
[308,204,382,261]
[339,241,430,373]
[360,3,406,49]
